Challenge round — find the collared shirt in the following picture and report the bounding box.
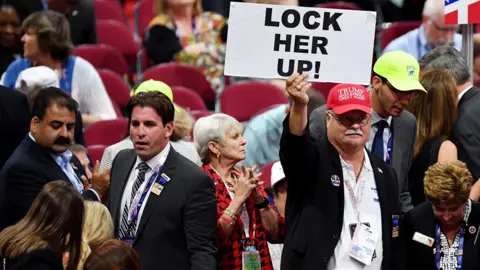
[243,104,287,168]
[458,85,473,102]
[367,110,392,162]
[382,25,462,60]
[327,149,383,270]
[28,133,85,193]
[118,143,171,234]
[437,199,472,269]
[268,243,283,270]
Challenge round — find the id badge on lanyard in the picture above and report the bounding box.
[239,208,261,270]
[344,177,379,265]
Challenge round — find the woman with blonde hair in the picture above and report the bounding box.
[0,181,84,270]
[145,0,227,91]
[403,161,480,269]
[407,68,458,206]
[68,201,114,269]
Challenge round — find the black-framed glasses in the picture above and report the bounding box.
[327,111,371,127]
[384,80,419,100]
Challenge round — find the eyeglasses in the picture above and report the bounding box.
[384,81,419,100]
[431,20,459,33]
[327,111,371,127]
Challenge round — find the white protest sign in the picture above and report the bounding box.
[224,2,377,85]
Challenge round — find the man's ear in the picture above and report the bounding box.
[30,117,40,135]
[165,122,174,138]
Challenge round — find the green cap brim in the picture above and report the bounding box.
[388,79,427,93]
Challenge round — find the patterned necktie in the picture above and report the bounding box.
[372,120,388,160]
[119,162,150,239]
[58,152,84,192]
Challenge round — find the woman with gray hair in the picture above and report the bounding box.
[194,113,284,270]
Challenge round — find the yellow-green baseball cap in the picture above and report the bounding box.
[131,80,179,111]
[373,51,426,93]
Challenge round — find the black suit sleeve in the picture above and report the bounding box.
[144,25,183,64]
[183,173,217,270]
[401,210,414,269]
[4,166,48,227]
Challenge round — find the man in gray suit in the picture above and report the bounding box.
[309,50,426,214]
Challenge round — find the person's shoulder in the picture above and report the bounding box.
[383,28,418,52]
[199,11,226,21]
[395,109,416,128]
[72,56,96,72]
[106,139,134,155]
[148,14,172,29]
[406,201,432,220]
[15,247,63,270]
[0,85,26,101]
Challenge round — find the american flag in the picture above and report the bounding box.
[444,0,480,24]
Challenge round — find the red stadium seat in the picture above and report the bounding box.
[73,44,129,76]
[380,21,422,50]
[171,86,207,111]
[96,20,140,67]
[134,0,155,40]
[84,118,129,146]
[87,145,107,163]
[97,69,132,110]
[190,110,214,120]
[316,1,361,10]
[311,82,338,100]
[94,0,128,24]
[142,63,216,105]
[220,82,289,122]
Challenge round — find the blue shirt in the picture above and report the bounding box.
[382,25,462,60]
[243,104,287,169]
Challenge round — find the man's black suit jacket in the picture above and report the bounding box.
[0,86,30,171]
[403,201,480,270]
[279,116,404,270]
[107,147,217,270]
[454,86,480,181]
[0,136,98,231]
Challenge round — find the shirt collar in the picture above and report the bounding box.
[339,149,373,172]
[458,85,473,102]
[29,132,71,161]
[371,109,392,127]
[135,142,171,172]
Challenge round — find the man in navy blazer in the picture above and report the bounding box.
[0,87,109,230]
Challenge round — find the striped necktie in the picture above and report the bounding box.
[119,162,150,239]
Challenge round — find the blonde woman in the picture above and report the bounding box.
[403,161,480,269]
[145,0,227,91]
[64,201,114,269]
[406,69,458,206]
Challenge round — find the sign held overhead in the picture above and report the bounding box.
[224,3,377,85]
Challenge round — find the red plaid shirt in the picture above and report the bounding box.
[202,164,285,270]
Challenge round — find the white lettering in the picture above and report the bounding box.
[338,87,365,101]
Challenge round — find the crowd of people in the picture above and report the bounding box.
[0,0,480,270]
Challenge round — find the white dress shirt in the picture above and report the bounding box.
[458,85,473,102]
[327,149,383,270]
[367,110,392,162]
[118,143,171,234]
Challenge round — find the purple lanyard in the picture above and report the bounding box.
[435,223,465,270]
[127,166,165,233]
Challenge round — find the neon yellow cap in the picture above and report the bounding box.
[373,50,426,93]
[131,80,179,111]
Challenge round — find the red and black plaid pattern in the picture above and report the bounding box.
[202,164,285,270]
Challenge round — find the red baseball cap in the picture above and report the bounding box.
[326,84,371,115]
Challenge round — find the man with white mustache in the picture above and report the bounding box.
[310,50,427,215]
[280,74,404,270]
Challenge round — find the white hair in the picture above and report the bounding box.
[15,66,60,90]
[422,0,443,18]
[193,113,242,164]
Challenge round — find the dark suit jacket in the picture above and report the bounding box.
[454,86,480,181]
[279,115,404,270]
[403,201,480,270]
[0,136,98,230]
[1,247,63,270]
[107,147,217,270]
[309,105,416,214]
[0,86,30,170]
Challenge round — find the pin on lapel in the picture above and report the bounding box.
[469,226,477,234]
[151,185,164,196]
[161,173,171,182]
[377,168,383,174]
[70,162,78,170]
[330,175,340,187]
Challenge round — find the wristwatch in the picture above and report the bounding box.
[254,197,270,209]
